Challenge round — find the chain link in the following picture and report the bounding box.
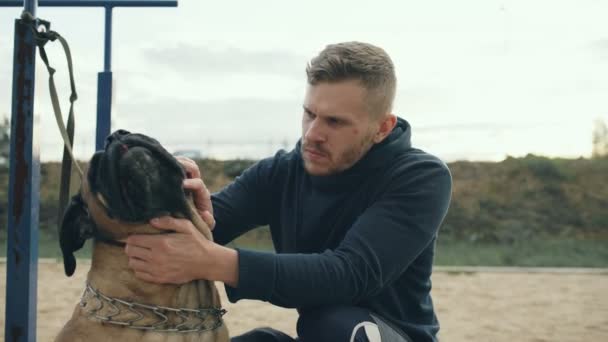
[79,283,227,333]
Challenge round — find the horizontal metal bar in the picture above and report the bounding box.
[0,0,177,7]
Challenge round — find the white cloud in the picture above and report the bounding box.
[1,0,607,161]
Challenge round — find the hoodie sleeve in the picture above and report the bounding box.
[224,158,452,308]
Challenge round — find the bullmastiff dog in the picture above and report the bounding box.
[55,129,229,342]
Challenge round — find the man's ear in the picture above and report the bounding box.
[373,114,398,143]
[59,193,95,276]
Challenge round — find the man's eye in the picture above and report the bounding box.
[328,118,341,125]
[305,111,315,119]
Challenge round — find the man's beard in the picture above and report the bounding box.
[301,130,375,176]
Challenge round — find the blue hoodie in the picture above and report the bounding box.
[212,118,452,341]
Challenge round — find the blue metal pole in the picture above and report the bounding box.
[95,72,112,150]
[104,4,111,72]
[5,0,40,341]
[23,0,37,14]
[96,4,112,150]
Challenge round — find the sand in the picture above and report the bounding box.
[1,262,607,341]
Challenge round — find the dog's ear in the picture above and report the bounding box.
[59,193,95,276]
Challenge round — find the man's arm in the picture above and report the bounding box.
[226,158,452,308]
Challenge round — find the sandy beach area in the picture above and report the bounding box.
[1,261,607,341]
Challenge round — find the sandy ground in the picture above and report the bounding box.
[1,262,607,342]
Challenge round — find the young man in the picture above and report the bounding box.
[125,42,452,342]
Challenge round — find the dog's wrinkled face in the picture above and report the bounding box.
[88,129,190,222]
[60,129,191,276]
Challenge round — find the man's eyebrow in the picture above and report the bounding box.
[302,105,316,115]
[303,105,353,123]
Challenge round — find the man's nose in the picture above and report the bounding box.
[304,118,327,143]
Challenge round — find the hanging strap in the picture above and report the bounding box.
[21,11,84,229]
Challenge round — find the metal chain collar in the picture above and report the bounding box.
[79,283,227,333]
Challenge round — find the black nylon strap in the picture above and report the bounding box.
[23,12,84,231]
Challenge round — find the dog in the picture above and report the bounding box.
[55,129,229,342]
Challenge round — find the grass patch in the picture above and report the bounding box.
[435,238,608,267]
[227,227,275,252]
[1,228,93,261]
[2,231,606,268]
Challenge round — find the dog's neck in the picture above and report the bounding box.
[80,179,219,309]
[86,242,220,310]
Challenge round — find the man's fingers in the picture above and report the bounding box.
[149,216,194,234]
[134,271,159,283]
[176,156,201,179]
[183,178,213,215]
[128,257,150,273]
[202,211,216,230]
[125,234,162,249]
[183,178,209,194]
[176,157,214,218]
[125,244,153,261]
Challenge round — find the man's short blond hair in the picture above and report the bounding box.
[306,41,397,118]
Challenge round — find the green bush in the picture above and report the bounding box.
[223,159,256,178]
[1,156,607,246]
[521,154,566,181]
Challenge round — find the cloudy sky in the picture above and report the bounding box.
[1,0,607,162]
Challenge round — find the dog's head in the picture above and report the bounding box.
[60,129,191,276]
[87,129,189,222]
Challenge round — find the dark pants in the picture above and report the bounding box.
[230,306,411,342]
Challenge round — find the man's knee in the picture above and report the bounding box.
[297,306,378,342]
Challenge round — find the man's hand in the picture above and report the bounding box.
[125,216,239,286]
[176,156,216,230]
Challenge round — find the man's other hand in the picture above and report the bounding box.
[176,156,216,230]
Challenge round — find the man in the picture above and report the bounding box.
[125,42,452,342]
